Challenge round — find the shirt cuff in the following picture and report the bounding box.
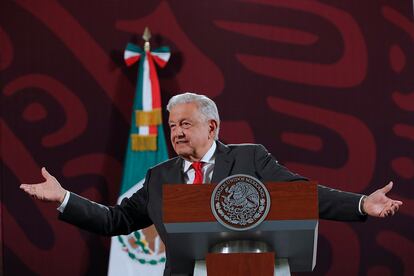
[57,191,70,213]
[358,195,367,215]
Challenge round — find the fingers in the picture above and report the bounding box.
[387,205,397,216]
[20,184,30,192]
[380,201,400,217]
[20,183,47,201]
[380,181,393,194]
[41,167,51,180]
[380,209,391,217]
[20,184,37,196]
[393,200,403,206]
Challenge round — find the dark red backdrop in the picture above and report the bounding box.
[1,0,413,275]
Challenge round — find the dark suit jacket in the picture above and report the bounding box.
[59,142,365,275]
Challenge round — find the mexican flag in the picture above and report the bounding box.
[107,41,170,276]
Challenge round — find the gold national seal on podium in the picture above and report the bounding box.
[211,174,271,231]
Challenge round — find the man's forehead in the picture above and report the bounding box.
[168,102,200,119]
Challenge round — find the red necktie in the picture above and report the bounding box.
[192,162,204,184]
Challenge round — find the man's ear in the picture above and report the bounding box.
[208,119,218,138]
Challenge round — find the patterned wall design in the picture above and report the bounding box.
[1,0,413,275]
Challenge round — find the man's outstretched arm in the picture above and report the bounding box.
[253,144,403,219]
[20,167,153,236]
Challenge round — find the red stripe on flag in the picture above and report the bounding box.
[152,55,168,68]
[147,53,161,108]
[149,125,157,135]
[125,56,140,66]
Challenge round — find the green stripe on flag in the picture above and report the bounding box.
[120,50,168,194]
[126,43,141,53]
[152,46,170,53]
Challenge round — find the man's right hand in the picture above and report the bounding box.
[20,167,67,204]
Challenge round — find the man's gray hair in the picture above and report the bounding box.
[166,92,220,140]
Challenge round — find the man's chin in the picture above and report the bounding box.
[174,147,191,158]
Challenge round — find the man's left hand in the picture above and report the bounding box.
[363,181,403,217]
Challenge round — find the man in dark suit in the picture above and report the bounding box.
[21,92,402,275]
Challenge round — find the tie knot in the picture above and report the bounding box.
[192,161,204,171]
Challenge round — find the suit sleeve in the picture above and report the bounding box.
[59,170,154,236]
[318,185,366,221]
[254,144,366,221]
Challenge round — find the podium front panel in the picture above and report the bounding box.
[163,181,318,272]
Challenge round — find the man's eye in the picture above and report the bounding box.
[182,122,191,128]
[169,124,176,129]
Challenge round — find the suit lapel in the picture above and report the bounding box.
[211,141,234,183]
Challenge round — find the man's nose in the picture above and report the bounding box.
[173,126,184,137]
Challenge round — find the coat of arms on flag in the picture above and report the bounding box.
[108,27,170,276]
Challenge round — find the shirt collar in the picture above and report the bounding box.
[183,141,216,172]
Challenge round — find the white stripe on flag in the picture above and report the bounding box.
[124,50,140,60]
[108,179,165,276]
[139,126,149,135]
[151,52,171,62]
[142,55,152,111]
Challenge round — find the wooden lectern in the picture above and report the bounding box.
[163,181,318,275]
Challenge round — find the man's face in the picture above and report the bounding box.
[168,102,217,161]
